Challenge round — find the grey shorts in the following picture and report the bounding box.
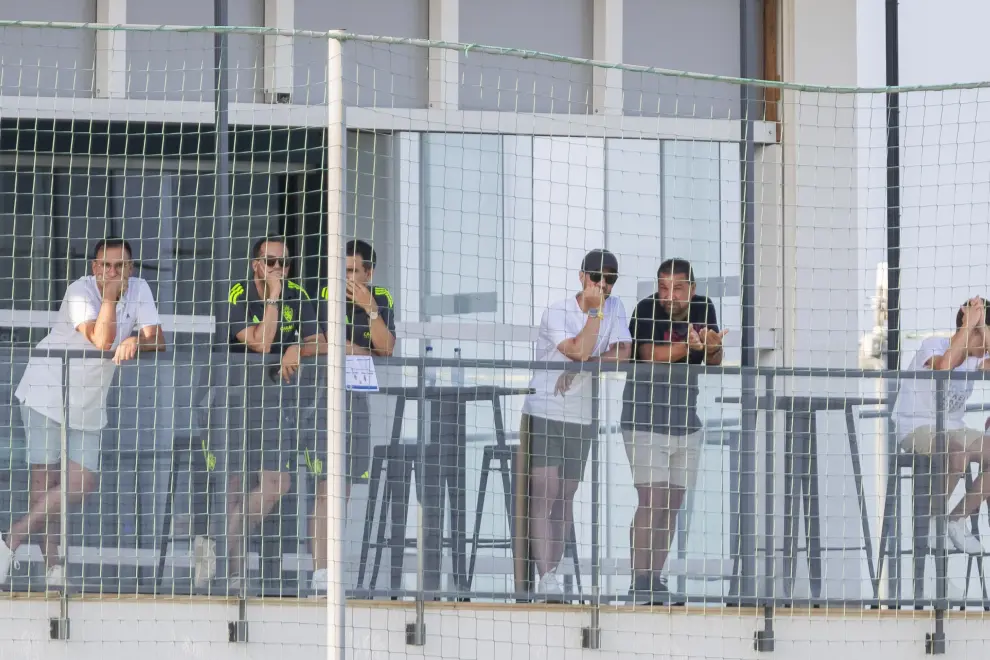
[231,407,299,474]
[21,404,102,472]
[304,391,372,485]
[522,413,594,482]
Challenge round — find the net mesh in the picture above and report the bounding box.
[0,16,988,659]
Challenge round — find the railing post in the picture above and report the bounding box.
[50,356,71,641]
[926,378,947,654]
[754,372,775,652]
[407,358,428,646]
[582,367,602,650]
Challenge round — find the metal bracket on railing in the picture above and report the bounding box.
[582,375,603,651]
[228,620,249,643]
[753,629,775,653]
[926,381,948,655]
[228,597,249,643]
[49,617,70,641]
[925,632,946,655]
[406,621,426,646]
[581,626,601,650]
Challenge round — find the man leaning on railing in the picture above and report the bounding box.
[222,236,326,591]
[522,249,632,600]
[308,239,395,594]
[0,237,165,589]
[621,258,726,605]
[892,296,990,555]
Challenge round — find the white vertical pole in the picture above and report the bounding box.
[592,0,623,115]
[428,0,459,109]
[326,30,347,660]
[264,0,295,102]
[95,0,127,99]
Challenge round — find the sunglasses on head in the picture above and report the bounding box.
[261,256,289,269]
[588,272,618,286]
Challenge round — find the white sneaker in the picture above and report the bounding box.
[537,569,564,600]
[310,568,328,593]
[192,536,217,589]
[0,535,18,585]
[45,565,65,590]
[947,517,985,555]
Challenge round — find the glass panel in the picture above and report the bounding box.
[532,137,606,316]
[605,138,663,321]
[423,133,503,306]
[52,171,113,287]
[663,140,723,280]
[175,173,223,317]
[0,170,54,320]
[116,173,174,315]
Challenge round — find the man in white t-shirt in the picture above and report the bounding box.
[893,296,990,555]
[521,249,632,598]
[0,238,165,588]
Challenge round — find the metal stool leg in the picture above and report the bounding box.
[566,522,582,594]
[468,448,493,589]
[356,452,384,589]
[891,461,905,602]
[804,415,824,600]
[369,466,394,591]
[155,445,181,588]
[876,452,900,601]
[912,457,934,606]
[388,452,414,593]
[782,413,799,598]
[846,408,877,597]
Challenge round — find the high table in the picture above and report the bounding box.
[362,384,532,594]
[720,394,884,599]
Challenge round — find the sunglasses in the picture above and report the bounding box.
[587,272,618,286]
[260,256,289,269]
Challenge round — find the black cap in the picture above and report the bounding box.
[581,248,619,274]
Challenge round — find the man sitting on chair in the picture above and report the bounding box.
[893,296,990,555]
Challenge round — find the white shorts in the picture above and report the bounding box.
[21,404,102,472]
[622,429,702,488]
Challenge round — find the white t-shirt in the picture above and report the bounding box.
[892,336,985,438]
[523,295,632,425]
[15,276,162,431]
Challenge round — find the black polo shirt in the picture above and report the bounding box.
[621,294,719,436]
[319,283,396,351]
[225,279,321,353]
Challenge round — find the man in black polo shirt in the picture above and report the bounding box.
[309,238,395,592]
[224,236,324,588]
[621,257,727,604]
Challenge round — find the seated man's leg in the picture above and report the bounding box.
[226,432,291,579]
[310,395,371,591]
[905,427,987,554]
[949,428,990,518]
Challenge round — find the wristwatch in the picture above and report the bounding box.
[588,308,604,320]
[368,308,380,321]
[265,299,280,307]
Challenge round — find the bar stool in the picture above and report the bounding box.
[468,443,582,594]
[356,442,467,593]
[876,453,989,604]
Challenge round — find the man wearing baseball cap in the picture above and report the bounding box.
[518,249,632,599]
